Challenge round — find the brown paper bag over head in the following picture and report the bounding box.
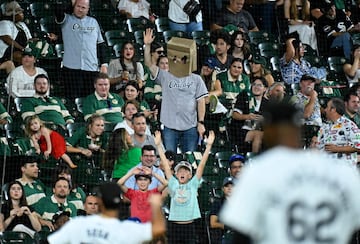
[167,37,197,77]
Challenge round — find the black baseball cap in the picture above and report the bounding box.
[300,74,316,83]
[94,182,122,209]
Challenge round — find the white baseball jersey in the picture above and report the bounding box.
[47,215,152,244]
[220,147,360,244]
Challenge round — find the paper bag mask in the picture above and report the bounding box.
[167,37,197,77]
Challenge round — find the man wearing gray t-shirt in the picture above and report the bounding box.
[55,0,108,99]
[144,29,208,153]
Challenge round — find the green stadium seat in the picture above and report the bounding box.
[155,17,170,32]
[75,97,85,114]
[67,122,86,138]
[90,0,117,18]
[104,30,133,47]
[55,43,64,58]
[39,16,61,36]
[126,18,155,32]
[98,15,128,33]
[0,231,37,244]
[191,30,211,46]
[30,2,54,18]
[214,151,233,170]
[112,42,124,58]
[163,30,188,42]
[148,0,169,17]
[248,31,277,46]
[302,55,326,68]
[134,30,144,45]
[303,43,318,57]
[258,42,282,59]
[327,56,347,73]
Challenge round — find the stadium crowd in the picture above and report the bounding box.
[1,0,360,243]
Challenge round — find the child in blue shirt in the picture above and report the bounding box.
[154,130,215,243]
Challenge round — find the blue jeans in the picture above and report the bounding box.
[163,126,198,153]
[169,20,203,34]
[331,32,352,60]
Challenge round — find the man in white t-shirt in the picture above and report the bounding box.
[47,182,165,244]
[220,102,360,244]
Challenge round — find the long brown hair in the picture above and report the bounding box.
[102,128,130,170]
[290,0,310,21]
[6,181,28,209]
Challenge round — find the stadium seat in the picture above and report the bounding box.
[163,30,188,42]
[4,123,25,141]
[214,151,233,170]
[39,16,61,36]
[30,2,54,19]
[64,100,83,123]
[148,0,169,17]
[258,42,282,59]
[104,30,133,47]
[67,122,86,137]
[134,43,144,62]
[0,231,38,243]
[75,97,85,114]
[126,18,155,32]
[248,31,277,46]
[352,33,360,45]
[302,55,326,68]
[191,30,211,46]
[134,30,144,45]
[89,0,117,18]
[112,43,123,58]
[55,43,64,58]
[327,56,347,73]
[155,17,170,32]
[303,43,318,57]
[98,15,127,33]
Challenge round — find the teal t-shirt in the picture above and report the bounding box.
[168,176,201,221]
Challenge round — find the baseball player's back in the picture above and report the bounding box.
[221,147,360,244]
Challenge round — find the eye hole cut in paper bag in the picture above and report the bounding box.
[167,37,197,77]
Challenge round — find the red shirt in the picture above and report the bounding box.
[125,188,159,223]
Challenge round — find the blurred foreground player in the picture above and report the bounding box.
[47,182,166,244]
[220,102,360,244]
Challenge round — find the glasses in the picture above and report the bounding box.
[252,83,264,87]
[142,155,156,158]
[156,50,164,55]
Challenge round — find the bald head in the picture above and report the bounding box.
[73,0,89,19]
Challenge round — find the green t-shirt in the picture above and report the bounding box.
[112,147,142,179]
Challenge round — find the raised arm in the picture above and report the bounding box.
[117,167,143,193]
[195,131,215,179]
[152,170,168,192]
[148,194,166,239]
[154,131,173,180]
[284,38,296,63]
[143,28,159,79]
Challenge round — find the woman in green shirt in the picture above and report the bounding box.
[102,128,141,181]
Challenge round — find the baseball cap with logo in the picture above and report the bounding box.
[222,176,234,186]
[250,55,267,67]
[174,161,192,174]
[5,1,23,17]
